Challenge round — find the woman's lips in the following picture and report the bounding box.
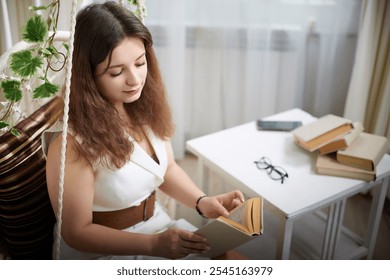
[123,87,140,94]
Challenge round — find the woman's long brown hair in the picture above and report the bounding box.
[69,1,174,168]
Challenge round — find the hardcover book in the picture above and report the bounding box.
[292,114,353,152]
[318,122,364,155]
[195,197,263,258]
[316,154,376,182]
[336,132,389,171]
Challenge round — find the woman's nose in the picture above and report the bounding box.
[125,69,140,86]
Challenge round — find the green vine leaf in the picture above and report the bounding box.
[0,121,9,129]
[47,46,60,59]
[22,15,48,43]
[40,47,52,57]
[10,50,43,77]
[63,43,69,52]
[33,81,59,98]
[1,80,23,102]
[11,128,21,137]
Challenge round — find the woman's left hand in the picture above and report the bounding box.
[197,190,245,219]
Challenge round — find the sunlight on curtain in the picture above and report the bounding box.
[145,0,362,157]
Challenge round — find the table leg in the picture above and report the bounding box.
[321,204,335,259]
[276,216,294,259]
[328,200,346,259]
[325,177,388,260]
[365,176,389,259]
[321,199,346,259]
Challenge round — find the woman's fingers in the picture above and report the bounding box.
[179,230,206,243]
[175,229,210,257]
[223,190,245,204]
[233,190,245,203]
[213,190,245,213]
[197,191,246,218]
[178,237,209,257]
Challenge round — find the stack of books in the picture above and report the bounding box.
[292,114,390,181]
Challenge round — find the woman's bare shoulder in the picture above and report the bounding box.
[47,133,87,165]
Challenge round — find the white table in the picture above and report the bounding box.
[186,108,390,259]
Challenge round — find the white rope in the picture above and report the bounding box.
[53,0,78,260]
[52,0,147,260]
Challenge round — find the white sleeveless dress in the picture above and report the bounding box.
[42,123,201,260]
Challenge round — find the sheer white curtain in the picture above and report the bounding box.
[145,0,362,158]
[0,0,33,54]
[1,0,362,158]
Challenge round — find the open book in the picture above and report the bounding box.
[195,197,263,258]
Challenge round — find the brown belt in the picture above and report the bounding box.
[92,191,156,230]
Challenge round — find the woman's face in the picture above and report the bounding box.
[94,37,147,110]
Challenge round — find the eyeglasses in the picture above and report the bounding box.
[254,157,288,184]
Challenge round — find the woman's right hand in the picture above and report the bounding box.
[151,228,209,259]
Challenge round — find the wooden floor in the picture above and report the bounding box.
[177,153,390,260]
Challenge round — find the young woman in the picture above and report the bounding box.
[43,1,245,259]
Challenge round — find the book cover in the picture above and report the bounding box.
[316,154,376,182]
[292,114,353,152]
[336,132,389,171]
[318,122,364,155]
[195,197,263,258]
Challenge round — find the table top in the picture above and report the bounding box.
[186,108,390,218]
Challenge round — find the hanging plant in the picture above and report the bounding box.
[0,0,147,137]
[0,1,67,136]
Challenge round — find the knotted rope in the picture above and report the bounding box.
[53,0,147,260]
[54,0,77,260]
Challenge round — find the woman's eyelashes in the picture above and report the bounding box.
[134,54,147,68]
[110,70,123,77]
[136,60,146,67]
[109,62,146,77]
